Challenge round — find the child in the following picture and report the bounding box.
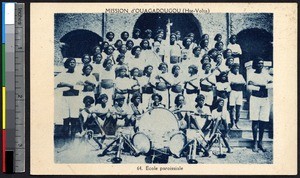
[183,65,200,109]
[79,96,105,149]
[214,33,222,43]
[228,63,246,129]
[169,33,182,65]
[114,65,131,104]
[199,63,216,108]
[148,93,166,109]
[104,94,132,135]
[126,40,134,51]
[154,62,171,107]
[120,31,129,43]
[76,54,92,74]
[248,58,272,152]
[106,31,115,45]
[78,64,98,108]
[210,98,232,153]
[131,28,142,47]
[192,94,212,131]
[227,35,242,64]
[215,71,231,124]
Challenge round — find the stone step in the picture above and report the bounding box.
[230,138,273,148]
[229,129,272,140]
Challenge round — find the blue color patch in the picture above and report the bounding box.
[2,3,5,43]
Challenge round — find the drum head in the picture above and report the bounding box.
[132,133,151,154]
[138,108,179,149]
[169,132,186,157]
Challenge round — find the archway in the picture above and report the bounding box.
[237,28,273,102]
[133,13,202,42]
[60,29,103,58]
[237,28,273,65]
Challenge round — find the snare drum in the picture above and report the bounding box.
[170,56,180,64]
[171,84,183,93]
[128,85,140,94]
[169,131,186,157]
[155,82,167,91]
[132,132,151,154]
[101,79,114,89]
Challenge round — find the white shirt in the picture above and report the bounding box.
[248,71,273,91]
[78,74,98,91]
[115,77,132,90]
[193,105,212,119]
[199,71,216,86]
[101,68,116,80]
[228,72,246,85]
[54,71,82,92]
[227,43,242,54]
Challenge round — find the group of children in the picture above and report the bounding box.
[55,25,272,153]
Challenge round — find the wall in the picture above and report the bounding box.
[54,13,103,65]
[54,13,273,65]
[230,13,273,35]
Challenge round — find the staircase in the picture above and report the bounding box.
[227,100,273,148]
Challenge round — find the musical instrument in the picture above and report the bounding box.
[184,78,199,94]
[132,132,151,154]
[155,82,167,91]
[128,85,140,94]
[115,126,134,139]
[141,85,153,94]
[137,108,185,156]
[170,56,180,64]
[101,79,114,89]
[187,139,198,164]
[169,131,186,157]
[171,84,183,93]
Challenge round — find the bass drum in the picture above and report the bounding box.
[138,108,179,150]
[132,132,151,154]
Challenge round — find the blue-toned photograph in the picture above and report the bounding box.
[53,12,273,164]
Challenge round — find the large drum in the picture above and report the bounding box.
[137,108,183,154]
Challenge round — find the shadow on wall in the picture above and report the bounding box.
[133,13,202,42]
[237,28,273,64]
[60,29,103,58]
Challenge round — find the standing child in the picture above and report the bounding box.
[228,63,246,129]
[247,58,272,152]
[227,35,242,64]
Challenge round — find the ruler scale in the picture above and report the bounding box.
[14,3,25,173]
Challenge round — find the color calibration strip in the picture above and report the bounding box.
[2,2,15,173]
[2,3,25,173]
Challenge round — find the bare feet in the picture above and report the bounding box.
[227,147,233,153]
[258,142,267,152]
[252,142,259,152]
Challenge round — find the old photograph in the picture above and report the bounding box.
[54,12,274,164]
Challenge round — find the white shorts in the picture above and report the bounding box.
[216,96,230,123]
[201,90,214,106]
[249,96,270,122]
[55,94,81,124]
[229,90,243,106]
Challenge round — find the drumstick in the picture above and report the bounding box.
[172,109,195,114]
